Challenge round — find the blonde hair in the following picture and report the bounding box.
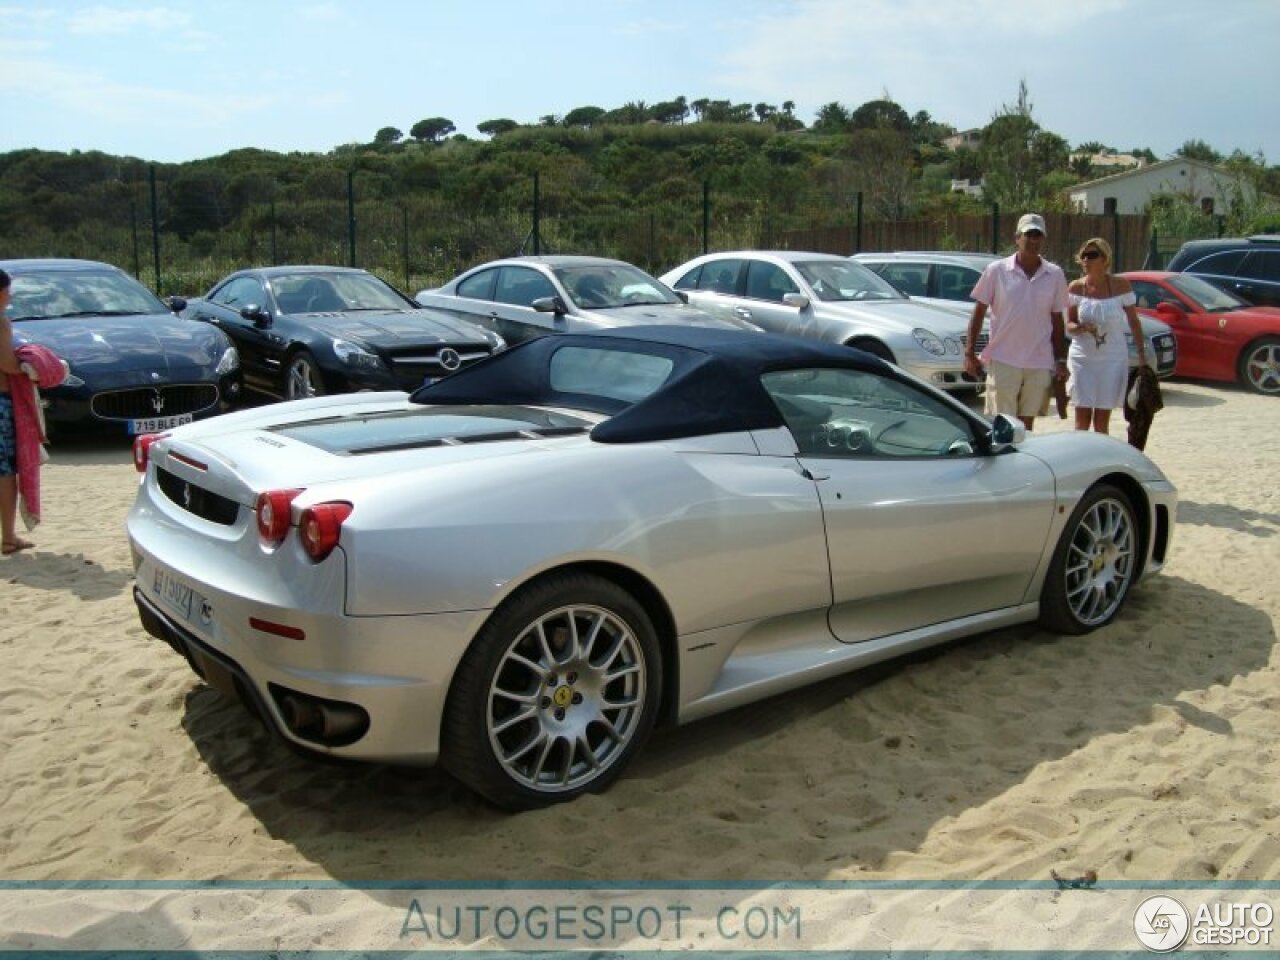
[1077,237,1112,265]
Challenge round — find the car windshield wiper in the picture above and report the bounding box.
[618,299,671,308]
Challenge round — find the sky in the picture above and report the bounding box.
[2,0,1277,166]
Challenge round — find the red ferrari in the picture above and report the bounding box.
[1122,270,1280,395]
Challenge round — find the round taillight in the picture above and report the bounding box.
[298,502,353,562]
[132,433,168,473]
[255,489,303,544]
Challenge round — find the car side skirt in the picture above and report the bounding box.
[675,602,1040,725]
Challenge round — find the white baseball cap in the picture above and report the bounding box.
[1017,213,1047,236]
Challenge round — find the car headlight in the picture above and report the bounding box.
[332,338,385,370]
[216,346,240,375]
[912,328,946,357]
[62,371,85,388]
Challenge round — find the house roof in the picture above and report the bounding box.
[1069,157,1239,192]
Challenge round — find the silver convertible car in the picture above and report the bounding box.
[127,327,1176,809]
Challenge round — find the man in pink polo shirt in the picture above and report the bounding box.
[963,213,1069,430]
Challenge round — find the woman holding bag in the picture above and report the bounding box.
[1066,237,1147,434]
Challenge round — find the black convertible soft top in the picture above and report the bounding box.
[412,326,890,444]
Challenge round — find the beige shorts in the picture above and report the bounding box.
[983,360,1053,418]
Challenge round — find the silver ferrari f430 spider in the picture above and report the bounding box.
[127,326,1176,809]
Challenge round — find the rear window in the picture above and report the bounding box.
[549,346,674,404]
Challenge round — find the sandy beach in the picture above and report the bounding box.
[2,378,1278,948]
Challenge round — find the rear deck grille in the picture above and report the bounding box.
[91,384,220,421]
[156,466,240,525]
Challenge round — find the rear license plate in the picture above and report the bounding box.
[153,566,194,621]
[131,414,193,434]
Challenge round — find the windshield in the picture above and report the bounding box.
[1166,273,1250,312]
[7,269,169,320]
[796,260,906,303]
[271,272,414,313]
[554,264,681,310]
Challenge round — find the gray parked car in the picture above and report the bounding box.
[661,251,980,390]
[855,251,1179,378]
[415,255,758,345]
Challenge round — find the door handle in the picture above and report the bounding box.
[734,307,752,318]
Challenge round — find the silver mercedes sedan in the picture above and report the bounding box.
[127,326,1176,810]
[660,251,980,390]
[415,254,758,345]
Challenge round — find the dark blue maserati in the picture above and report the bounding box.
[2,259,241,435]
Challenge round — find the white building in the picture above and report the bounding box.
[942,129,981,151]
[949,178,984,197]
[1067,158,1252,216]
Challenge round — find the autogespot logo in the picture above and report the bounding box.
[1134,896,1190,952]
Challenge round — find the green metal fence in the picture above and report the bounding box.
[1,163,1222,296]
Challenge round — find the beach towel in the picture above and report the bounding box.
[10,343,69,529]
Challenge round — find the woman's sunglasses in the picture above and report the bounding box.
[1080,250,1103,260]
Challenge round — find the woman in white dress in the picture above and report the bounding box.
[1066,237,1147,434]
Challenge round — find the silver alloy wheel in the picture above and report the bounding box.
[286,354,321,399]
[1241,339,1280,395]
[1062,496,1136,626]
[486,603,647,794]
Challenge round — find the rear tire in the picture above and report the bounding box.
[1237,336,1280,395]
[1039,483,1139,635]
[442,572,662,810]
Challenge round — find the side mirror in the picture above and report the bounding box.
[240,303,271,328]
[1155,301,1187,325]
[165,295,187,314]
[988,413,1026,451]
[675,290,689,304]
[531,295,568,315]
[783,292,810,310]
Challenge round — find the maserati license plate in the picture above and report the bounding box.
[130,414,193,434]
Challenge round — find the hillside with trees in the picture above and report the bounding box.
[2,87,1276,295]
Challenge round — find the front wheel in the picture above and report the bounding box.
[442,573,662,810]
[284,349,325,400]
[1238,336,1280,395]
[1039,484,1139,635]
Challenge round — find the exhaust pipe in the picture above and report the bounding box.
[275,690,369,746]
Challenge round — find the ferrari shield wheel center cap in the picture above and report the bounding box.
[552,686,573,708]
